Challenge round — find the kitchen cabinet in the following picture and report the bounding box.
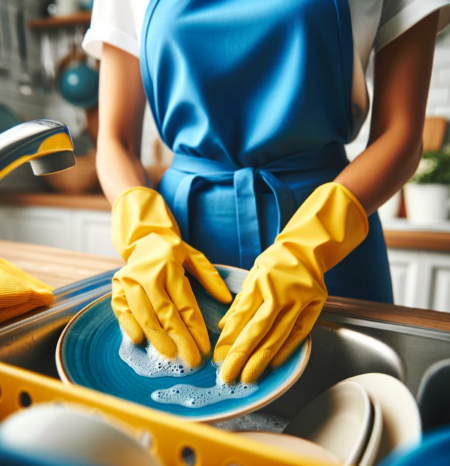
[0,205,119,259]
[388,248,450,312]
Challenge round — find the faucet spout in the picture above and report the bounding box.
[0,119,75,180]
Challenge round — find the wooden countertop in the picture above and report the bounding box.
[1,239,450,332]
[383,229,450,252]
[325,294,450,332]
[2,192,450,252]
[0,240,124,289]
[0,192,111,211]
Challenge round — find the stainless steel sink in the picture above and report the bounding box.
[0,271,114,378]
[1,272,450,423]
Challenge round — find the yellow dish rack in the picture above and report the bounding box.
[0,362,330,466]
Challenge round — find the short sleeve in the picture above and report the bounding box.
[82,0,141,59]
[375,0,450,52]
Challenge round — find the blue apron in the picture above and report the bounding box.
[140,0,393,303]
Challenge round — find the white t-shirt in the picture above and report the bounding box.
[83,0,450,140]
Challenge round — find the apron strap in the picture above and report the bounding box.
[258,169,297,234]
[173,174,197,243]
[234,168,261,270]
[170,145,348,269]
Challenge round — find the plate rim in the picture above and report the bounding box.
[56,291,312,423]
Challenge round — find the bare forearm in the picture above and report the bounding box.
[97,43,148,205]
[97,134,148,204]
[336,11,439,216]
[335,127,422,215]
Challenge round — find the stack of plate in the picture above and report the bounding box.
[242,373,421,465]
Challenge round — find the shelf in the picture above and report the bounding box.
[28,11,91,30]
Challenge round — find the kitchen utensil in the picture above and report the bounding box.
[236,432,341,465]
[59,62,99,107]
[58,29,99,108]
[359,395,383,466]
[1,1,12,60]
[56,265,312,423]
[16,0,32,96]
[79,0,94,10]
[283,381,371,465]
[0,28,8,77]
[346,373,421,464]
[0,403,160,466]
[34,31,55,94]
[423,117,447,152]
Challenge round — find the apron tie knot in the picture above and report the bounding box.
[171,143,347,269]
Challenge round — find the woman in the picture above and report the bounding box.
[83,0,449,385]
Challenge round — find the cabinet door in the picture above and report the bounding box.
[1,206,74,250]
[0,207,13,239]
[75,211,119,258]
[423,252,450,313]
[386,249,421,307]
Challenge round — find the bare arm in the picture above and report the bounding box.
[335,11,439,216]
[97,44,148,204]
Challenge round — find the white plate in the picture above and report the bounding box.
[283,381,371,465]
[236,432,341,465]
[347,373,421,463]
[359,395,383,466]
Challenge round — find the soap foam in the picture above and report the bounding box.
[214,412,290,433]
[151,363,258,408]
[118,330,203,378]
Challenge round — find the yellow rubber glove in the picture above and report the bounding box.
[112,187,232,368]
[213,183,368,384]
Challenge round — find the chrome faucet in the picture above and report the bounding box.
[0,119,75,180]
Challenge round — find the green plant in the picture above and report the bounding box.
[411,148,450,184]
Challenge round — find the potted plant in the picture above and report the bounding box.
[405,148,450,224]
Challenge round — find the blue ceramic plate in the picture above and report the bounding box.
[56,266,311,423]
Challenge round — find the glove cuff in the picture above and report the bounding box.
[332,183,369,236]
[312,182,368,271]
[112,186,181,261]
[276,182,369,274]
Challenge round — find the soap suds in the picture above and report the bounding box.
[119,330,203,378]
[214,412,290,432]
[151,363,258,408]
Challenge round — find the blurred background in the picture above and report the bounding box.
[0,0,450,312]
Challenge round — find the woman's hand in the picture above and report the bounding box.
[214,183,368,384]
[112,187,232,368]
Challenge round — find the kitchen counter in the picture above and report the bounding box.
[0,192,110,211]
[2,192,450,252]
[1,239,450,332]
[0,240,124,289]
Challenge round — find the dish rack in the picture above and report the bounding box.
[0,362,327,466]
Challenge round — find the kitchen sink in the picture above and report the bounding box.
[1,271,450,425]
